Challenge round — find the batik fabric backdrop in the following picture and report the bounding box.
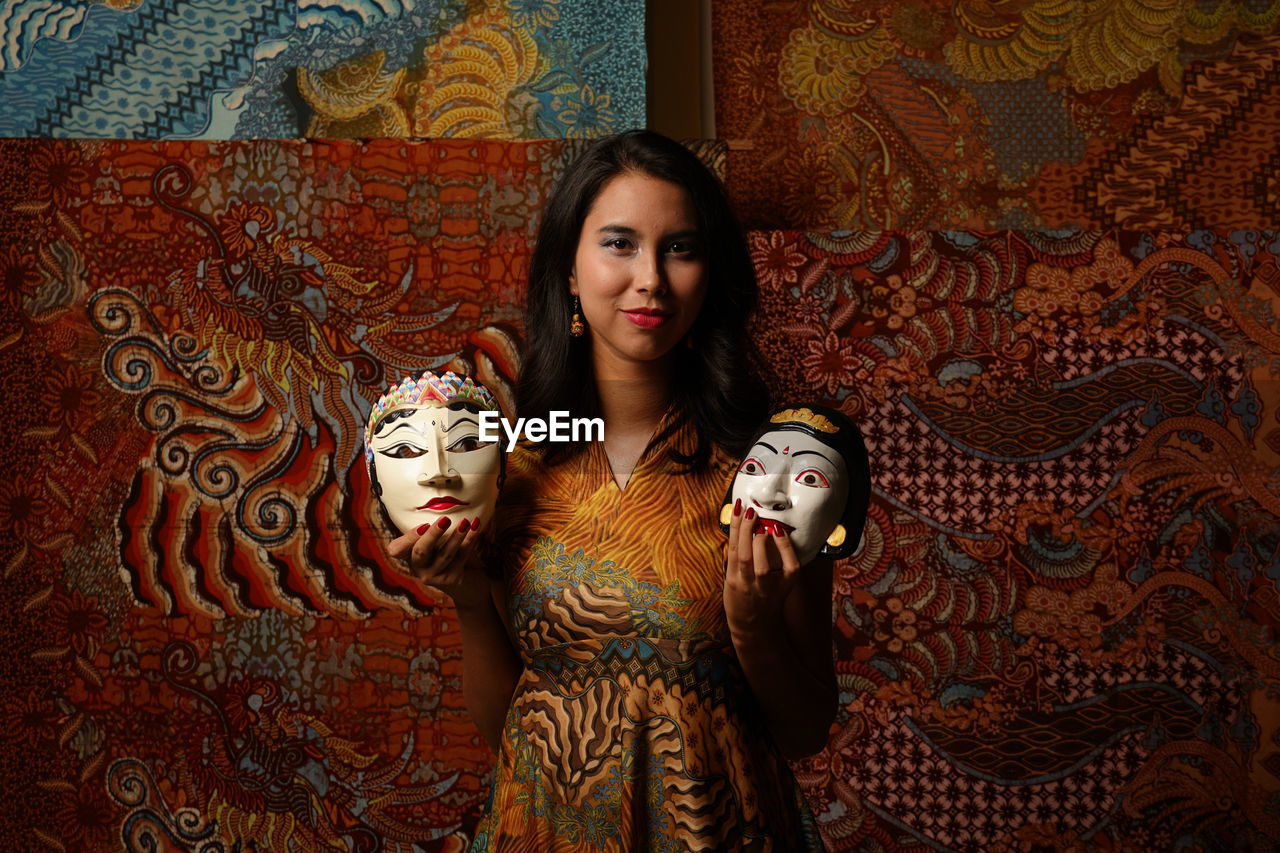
[713,0,1280,231]
[750,228,1280,851]
[2,137,1279,850]
[0,137,612,851]
[0,0,644,139]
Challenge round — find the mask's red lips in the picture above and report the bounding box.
[417,497,467,511]
[752,517,794,537]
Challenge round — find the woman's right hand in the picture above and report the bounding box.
[387,516,490,610]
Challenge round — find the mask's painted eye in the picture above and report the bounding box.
[381,443,426,459]
[795,468,829,488]
[739,457,765,475]
[448,436,482,453]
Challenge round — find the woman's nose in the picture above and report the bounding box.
[635,251,667,294]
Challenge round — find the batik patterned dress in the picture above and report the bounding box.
[471,413,823,851]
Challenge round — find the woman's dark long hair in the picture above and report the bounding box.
[516,130,770,470]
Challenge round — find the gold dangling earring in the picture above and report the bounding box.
[570,295,585,337]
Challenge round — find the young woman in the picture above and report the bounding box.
[388,131,836,850]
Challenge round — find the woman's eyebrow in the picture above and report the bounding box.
[596,224,706,236]
[663,228,700,241]
[596,225,700,240]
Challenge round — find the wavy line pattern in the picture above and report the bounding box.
[0,0,88,72]
[0,0,644,139]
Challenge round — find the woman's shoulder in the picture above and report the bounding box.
[504,442,545,480]
[661,409,741,479]
[497,443,548,509]
[708,441,741,479]
[495,443,585,514]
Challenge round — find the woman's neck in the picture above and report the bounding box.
[592,349,674,432]
[597,377,671,435]
[592,351,674,489]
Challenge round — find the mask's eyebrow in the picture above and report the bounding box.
[792,449,837,463]
[755,440,778,454]
[446,415,479,432]
[374,421,425,439]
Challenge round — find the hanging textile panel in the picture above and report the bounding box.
[0,0,645,139]
[3,137,1278,849]
[0,135,728,851]
[713,1,1280,230]
[0,136,585,852]
[751,228,1280,850]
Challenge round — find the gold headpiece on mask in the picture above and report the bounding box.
[769,407,838,434]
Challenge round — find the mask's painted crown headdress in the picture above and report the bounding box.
[364,370,498,474]
[769,406,838,434]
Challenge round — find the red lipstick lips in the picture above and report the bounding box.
[417,497,467,511]
[622,307,671,329]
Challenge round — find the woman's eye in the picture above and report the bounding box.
[381,444,426,459]
[448,436,482,453]
[739,457,764,475]
[795,469,830,488]
[667,240,698,256]
[604,238,632,251]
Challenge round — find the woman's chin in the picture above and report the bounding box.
[591,336,686,371]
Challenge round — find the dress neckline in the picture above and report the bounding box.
[586,406,685,494]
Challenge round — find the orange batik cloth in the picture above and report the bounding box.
[473,410,822,851]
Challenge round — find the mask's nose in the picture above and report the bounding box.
[750,471,792,512]
[418,438,458,486]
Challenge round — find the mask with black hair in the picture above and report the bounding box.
[719,404,870,566]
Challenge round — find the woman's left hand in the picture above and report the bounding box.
[723,499,802,640]
[723,498,838,758]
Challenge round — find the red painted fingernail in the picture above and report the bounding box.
[459,518,470,534]
[437,516,450,530]
[733,498,741,516]
[471,517,481,532]
[416,522,430,535]
[745,508,755,520]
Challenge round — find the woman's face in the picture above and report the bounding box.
[570,172,708,373]
[369,403,501,535]
[729,429,849,566]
